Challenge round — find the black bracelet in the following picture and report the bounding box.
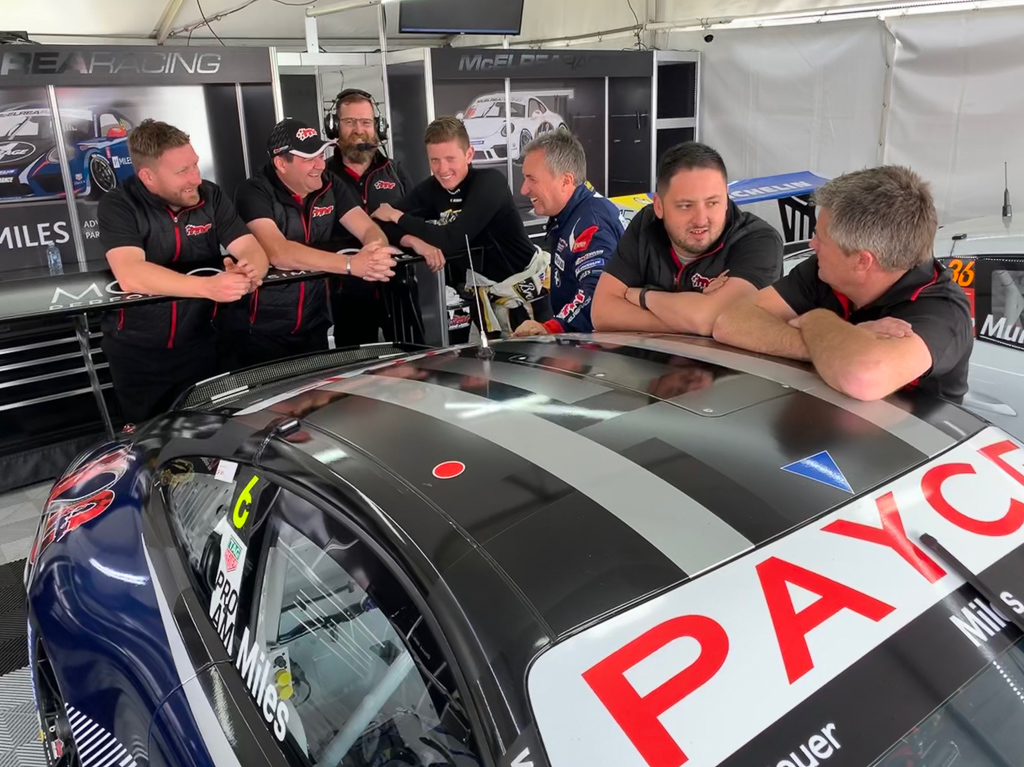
[639,288,650,311]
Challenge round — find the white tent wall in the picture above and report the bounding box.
[883,7,1024,223]
[664,20,890,230]
[663,6,1024,228]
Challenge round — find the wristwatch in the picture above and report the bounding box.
[639,288,650,311]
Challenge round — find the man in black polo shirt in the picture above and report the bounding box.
[98,119,269,424]
[592,142,782,335]
[229,118,399,366]
[371,116,547,329]
[325,89,422,347]
[714,166,973,402]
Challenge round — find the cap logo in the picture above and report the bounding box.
[296,128,318,141]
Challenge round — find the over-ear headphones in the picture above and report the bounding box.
[324,88,389,144]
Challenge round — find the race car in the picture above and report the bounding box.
[25,333,1024,767]
[457,92,567,163]
[0,104,134,203]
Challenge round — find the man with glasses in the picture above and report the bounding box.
[228,118,399,366]
[325,90,425,347]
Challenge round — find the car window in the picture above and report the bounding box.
[250,490,482,767]
[161,458,273,649]
[871,636,1024,766]
[0,113,50,139]
[954,256,1024,350]
[528,99,543,116]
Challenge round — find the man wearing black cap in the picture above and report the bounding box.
[98,119,268,424]
[229,118,400,366]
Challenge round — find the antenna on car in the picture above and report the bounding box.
[1003,162,1013,220]
[465,234,494,360]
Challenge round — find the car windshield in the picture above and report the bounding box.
[469,101,526,119]
[0,112,53,140]
[870,636,1024,766]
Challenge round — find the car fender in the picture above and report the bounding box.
[27,441,188,767]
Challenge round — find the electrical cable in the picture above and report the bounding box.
[625,0,648,49]
[196,0,228,46]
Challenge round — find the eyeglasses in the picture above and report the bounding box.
[340,118,375,130]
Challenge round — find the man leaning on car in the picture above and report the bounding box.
[591,141,783,335]
[98,118,269,424]
[512,129,624,336]
[228,118,398,367]
[713,165,973,402]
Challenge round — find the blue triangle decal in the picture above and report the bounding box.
[781,451,853,494]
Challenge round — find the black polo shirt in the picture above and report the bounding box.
[604,201,783,293]
[326,150,412,214]
[775,255,974,401]
[98,176,250,348]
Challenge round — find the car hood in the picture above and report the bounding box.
[465,117,507,138]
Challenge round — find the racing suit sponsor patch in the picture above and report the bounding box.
[557,289,588,321]
[375,180,397,190]
[575,257,606,277]
[515,279,540,302]
[311,205,334,218]
[554,253,565,272]
[569,222,600,253]
[184,223,212,236]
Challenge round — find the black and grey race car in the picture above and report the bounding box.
[25,334,1024,767]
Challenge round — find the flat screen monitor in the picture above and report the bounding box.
[398,0,525,35]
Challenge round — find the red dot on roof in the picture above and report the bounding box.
[433,461,465,480]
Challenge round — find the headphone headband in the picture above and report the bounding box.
[324,88,387,143]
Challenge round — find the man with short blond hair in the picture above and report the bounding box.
[371,116,535,285]
[713,165,973,402]
[98,118,269,422]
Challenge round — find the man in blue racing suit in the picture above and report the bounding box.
[513,130,624,335]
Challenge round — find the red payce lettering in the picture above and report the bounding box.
[582,615,729,767]
[823,492,947,583]
[757,556,895,684]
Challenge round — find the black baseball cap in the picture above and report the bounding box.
[267,118,335,158]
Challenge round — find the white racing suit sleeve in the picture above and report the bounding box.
[465,246,551,336]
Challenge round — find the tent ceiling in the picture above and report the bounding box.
[3,0,994,47]
[5,0,447,46]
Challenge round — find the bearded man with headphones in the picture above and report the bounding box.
[325,89,436,347]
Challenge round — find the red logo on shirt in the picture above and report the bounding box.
[184,223,212,236]
[296,128,318,141]
[691,272,712,290]
[375,180,397,190]
[557,289,587,320]
[570,224,599,253]
[311,205,334,218]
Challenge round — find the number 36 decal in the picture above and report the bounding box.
[948,258,975,288]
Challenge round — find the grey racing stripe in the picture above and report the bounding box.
[413,354,611,403]
[327,374,753,575]
[587,333,955,455]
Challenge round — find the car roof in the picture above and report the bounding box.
[935,214,1024,256]
[196,334,984,641]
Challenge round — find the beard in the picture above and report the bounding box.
[341,133,377,164]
